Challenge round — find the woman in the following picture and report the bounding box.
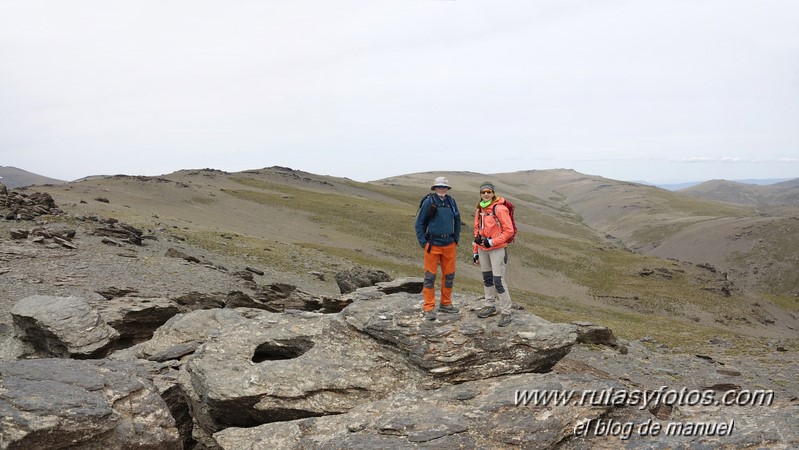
[472,181,515,327]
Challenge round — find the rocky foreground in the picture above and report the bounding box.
[1,281,797,449]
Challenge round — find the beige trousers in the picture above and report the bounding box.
[478,247,512,315]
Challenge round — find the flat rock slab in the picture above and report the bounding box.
[341,292,578,382]
[213,372,624,449]
[10,295,119,358]
[0,358,180,449]
[124,308,282,362]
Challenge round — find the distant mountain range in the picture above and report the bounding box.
[643,178,794,191]
[678,178,799,207]
[3,165,798,208]
[0,166,67,189]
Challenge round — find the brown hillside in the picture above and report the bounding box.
[15,166,799,346]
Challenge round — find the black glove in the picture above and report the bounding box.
[473,253,479,263]
[473,236,483,245]
[484,238,492,248]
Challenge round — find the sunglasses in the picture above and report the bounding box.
[480,190,494,194]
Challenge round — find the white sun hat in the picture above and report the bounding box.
[431,176,452,190]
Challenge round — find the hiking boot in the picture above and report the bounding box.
[425,310,437,321]
[477,306,497,318]
[439,304,459,314]
[498,314,512,327]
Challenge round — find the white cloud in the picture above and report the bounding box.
[682,157,762,163]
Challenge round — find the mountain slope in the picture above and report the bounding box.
[21,166,798,347]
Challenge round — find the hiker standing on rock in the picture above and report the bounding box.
[415,176,461,321]
[473,182,515,327]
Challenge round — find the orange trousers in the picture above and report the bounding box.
[422,242,457,312]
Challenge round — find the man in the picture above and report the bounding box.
[415,176,461,321]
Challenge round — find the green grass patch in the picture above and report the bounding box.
[186,196,216,205]
[760,293,799,313]
[514,290,746,354]
[513,234,747,318]
[299,242,418,277]
[728,219,799,295]
[224,185,420,256]
[642,189,755,217]
[168,228,337,275]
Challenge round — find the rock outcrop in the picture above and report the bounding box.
[342,292,577,382]
[178,310,428,440]
[93,221,145,245]
[0,358,181,449]
[2,280,797,449]
[8,225,78,249]
[93,296,181,344]
[214,372,624,449]
[0,183,61,220]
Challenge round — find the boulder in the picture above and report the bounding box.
[334,266,392,294]
[178,309,426,436]
[0,358,181,449]
[572,321,627,353]
[10,295,120,359]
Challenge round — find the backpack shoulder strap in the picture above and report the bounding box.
[446,194,459,217]
[420,193,437,227]
[491,202,508,226]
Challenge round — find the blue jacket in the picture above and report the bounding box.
[415,194,461,247]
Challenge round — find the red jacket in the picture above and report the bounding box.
[473,197,514,252]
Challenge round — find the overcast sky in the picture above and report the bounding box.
[1,1,797,184]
